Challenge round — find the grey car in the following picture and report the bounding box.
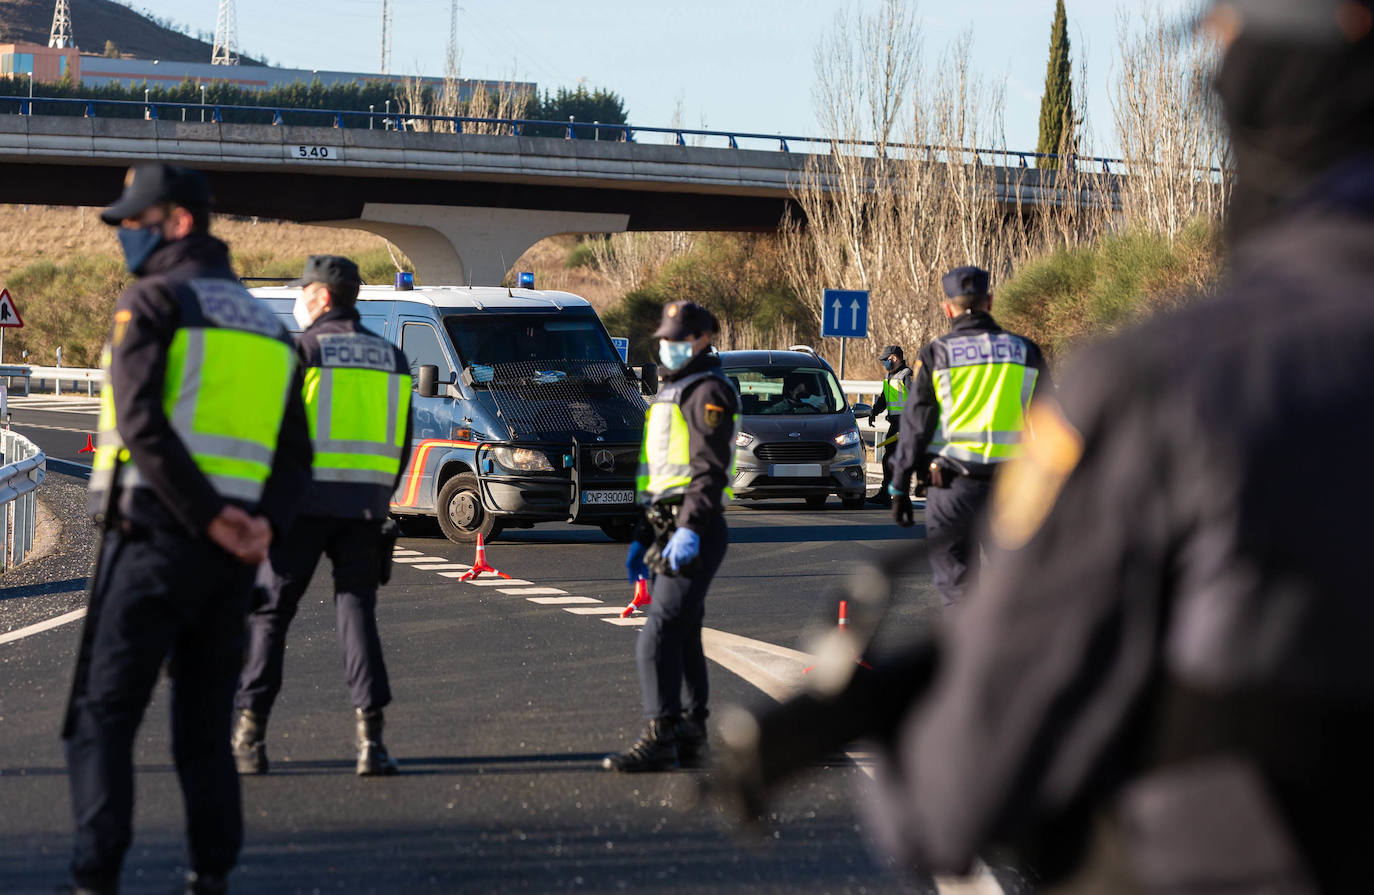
[719,349,870,509]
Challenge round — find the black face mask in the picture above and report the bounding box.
[883,358,899,373]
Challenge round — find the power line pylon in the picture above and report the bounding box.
[380,0,393,75]
[445,0,459,81]
[212,0,239,66]
[49,0,74,49]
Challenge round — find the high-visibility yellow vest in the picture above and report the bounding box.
[928,331,1038,465]
[303,331,411,488]
[882,370,909,414]
[636,369,738,506]
[91,278,297,505]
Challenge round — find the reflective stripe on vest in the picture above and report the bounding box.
[928,332,1037,465]
[636,370,738,506]
[882,371,908,414]
[92,291,296,505]
[303,332,411,489]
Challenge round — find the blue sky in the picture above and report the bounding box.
[126,0,1198,154]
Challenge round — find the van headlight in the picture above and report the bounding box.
[834,427,861,448]
[490,446,554,472]
[735,431,756,448]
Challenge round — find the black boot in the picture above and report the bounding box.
[230,709,268,775]
[355,708,399,776]
[184,871,228,895]
[677,709,709,769]
[602,717,679,772]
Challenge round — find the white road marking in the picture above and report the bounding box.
[602,617,647,627]
[463,577,532,587]
[9,421,93,434]
[526,596,601,605]
[412,563,471,571]
[564,607,624,616]
[0,607,86,645]
[498,587,567,595]
[391,556,448,564]
[393,549,423,556]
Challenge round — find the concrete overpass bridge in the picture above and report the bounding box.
[0,100,1119,284]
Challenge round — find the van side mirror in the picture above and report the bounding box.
[639,362,659,396]
[417,364,440,398]
[851,402,873,418]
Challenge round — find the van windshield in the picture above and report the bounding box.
[444,314,621,373]
[724,366,846,415]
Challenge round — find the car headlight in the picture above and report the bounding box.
[490,446,554,472]
[834,427,861,448]
[735,431,756,448]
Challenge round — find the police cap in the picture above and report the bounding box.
[879,345,903,359]
[290,255,363,303]
[941,266,991,299]
[653,300,718,340]
[100,164,212,225]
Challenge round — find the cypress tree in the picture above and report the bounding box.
[1035,0,1074,169]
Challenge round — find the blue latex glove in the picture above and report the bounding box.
[663,527,700,572]
[625,540,649,583]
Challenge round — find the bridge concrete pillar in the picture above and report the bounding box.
[320,204,630,287]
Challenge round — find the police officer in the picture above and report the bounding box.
[888,267,1050,609]
[63,165,311,895]
[605,300,738,772]
[732,2,1374,889]
[231,255,413,777]
[867,345,913,507]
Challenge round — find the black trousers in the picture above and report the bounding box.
[235,516,391,716]
[636,514,728,720]
[878,416,901,494]
[924,475,992,609]
[64,527,254,891]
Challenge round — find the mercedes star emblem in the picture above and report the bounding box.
[594,449,617,472]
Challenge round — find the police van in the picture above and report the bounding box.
[252,279,654,544]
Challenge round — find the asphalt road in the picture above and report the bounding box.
[0,400,1020,895]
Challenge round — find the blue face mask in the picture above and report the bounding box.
[659,340,694,371]
[116,224,165,275]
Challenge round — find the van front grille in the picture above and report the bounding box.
[755,442,836,463]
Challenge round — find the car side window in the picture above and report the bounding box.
[400,322,453,385]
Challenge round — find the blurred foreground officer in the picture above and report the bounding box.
[858,3,1374,890]
[606,301,738,772]
[866,345,912,507]
[232,255,413,777]
[63,165,310,895]
[888,268,1050,609]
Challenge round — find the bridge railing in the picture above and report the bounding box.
[0,94,1147,174]
[0,429,46,571]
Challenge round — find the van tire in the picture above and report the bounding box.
[599,518,639,543]
[437,472,502,544]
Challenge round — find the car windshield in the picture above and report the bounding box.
[444,314,621,372]
[724,365,846,415]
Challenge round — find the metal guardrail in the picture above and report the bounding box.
[0,428,46,571]
[0,94,1144,175]
[28,365,103,396]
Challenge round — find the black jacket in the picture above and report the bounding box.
[637,351,739,538]
[866,161,1374,889]
[90,233,312,538]
[295,306,414,519]
[890,312,1051,487]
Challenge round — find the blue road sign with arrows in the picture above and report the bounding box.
[821,289,868,339]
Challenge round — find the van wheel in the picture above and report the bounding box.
[599,518,639,543]
[437,472,501,544]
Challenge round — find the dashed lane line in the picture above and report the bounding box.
[603,617,648,627]
[463,577,534,587]
[0,607,86,645]
[563,607,624,616]
[526,596,602,605]
[413,563,471,571]
[498,587,567,596]
[391,556,449,564]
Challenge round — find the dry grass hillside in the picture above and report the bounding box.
[0,0,242,63]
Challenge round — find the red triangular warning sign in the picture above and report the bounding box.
[0,289,22,328]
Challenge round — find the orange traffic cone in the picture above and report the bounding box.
[619,577,652,618]
[803,600,871,673]
[457,533,511,582]
[78,433,95,453]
